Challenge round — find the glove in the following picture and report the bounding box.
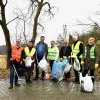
[20,61,23,65]
[81,61,84,66]
[10,58,12,61]
[71,55,77,59]
[63,56,67,59]
[60,58,63,61]
[68,56,71,59]
[95,64,98,69]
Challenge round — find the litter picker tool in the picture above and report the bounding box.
[12,61,22,81]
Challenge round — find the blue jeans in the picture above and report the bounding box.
[10,65,18,85]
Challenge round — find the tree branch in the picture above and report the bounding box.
[88,17,100,29]
[42,2,57,18]
[6,16,19,25]
[4,0,8,6]
[38,23,45,33]
[42,2,50,8]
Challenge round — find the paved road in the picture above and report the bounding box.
[0,79,100,100]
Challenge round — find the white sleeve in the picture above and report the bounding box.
[55,47,59,60]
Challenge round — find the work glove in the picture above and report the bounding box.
[71,55,77,59]
[81,61,84,66]
[60,58,63,61]
[20,61,23,65]
[68,56,71,59]
[10,58,12,61]
[63,56,67,59]
[95,64,98,69]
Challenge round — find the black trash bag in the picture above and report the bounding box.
[17,64,26,77]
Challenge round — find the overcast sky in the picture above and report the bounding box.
[0,0,100,46]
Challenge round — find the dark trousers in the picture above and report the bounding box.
[82,69,95,83]
[64,72,70,78]
[72,58,82,82]
[49,60,55,72]
[35,57,45,78]
[25,62,34,81]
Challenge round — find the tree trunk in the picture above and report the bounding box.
[2,25,11,68]
[0,0,11,68]
[32,0,44,42]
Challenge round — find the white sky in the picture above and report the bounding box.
[0,0,100,46]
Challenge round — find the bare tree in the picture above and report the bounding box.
[76,17,100,32]
[30,0,57,42]
[0,0,11,68]
[0,0,20,68]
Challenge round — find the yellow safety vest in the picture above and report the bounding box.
[47,46,57,60]
[24,47,36,62]
[84,45,96,58]
[71,41,82,58]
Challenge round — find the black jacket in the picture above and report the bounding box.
[59,45,72,58]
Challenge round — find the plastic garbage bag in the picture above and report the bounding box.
[62,59,69,68]
[64,63,72,74]
[52,61,63,79]
[74,59,80,71]
[80,73,93,92]
[24,57,32,67]
[38,58,48,71]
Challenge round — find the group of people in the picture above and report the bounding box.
[8,35,99,89]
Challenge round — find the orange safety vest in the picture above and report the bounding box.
[11,45,23,62]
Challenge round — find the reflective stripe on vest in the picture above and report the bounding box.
[84,45,96,58]
[71,41,82,58]
[11,45,23,62]
[47,46,57,60]
[24,47,36,57]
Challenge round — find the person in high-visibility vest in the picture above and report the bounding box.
[81,37,99,84]
[47,40,59,72]
[71,35,84,83]
[8,39,23,89]
[22,41,36,83]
